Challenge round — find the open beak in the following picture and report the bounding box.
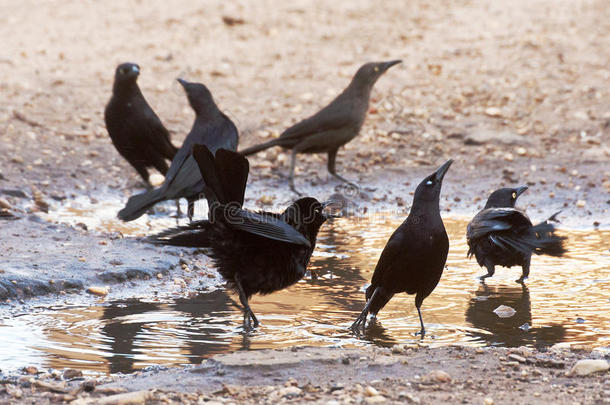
[434,159,453,182]
[321,200,344,219]
[516,186,529,197]
[176,78,189,88]
[382,59,402,71]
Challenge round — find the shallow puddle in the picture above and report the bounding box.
[1,213,608,375]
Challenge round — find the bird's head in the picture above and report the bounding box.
[413,159,453,203]
[352,60,402,88]
[484,186,528,209]
[281,197,337,242]
[177,78,216,115]
[114,63,140,83]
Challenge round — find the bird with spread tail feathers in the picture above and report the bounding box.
[467,186,567,283]
[150,145,335,329]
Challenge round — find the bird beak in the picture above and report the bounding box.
[132,64,140,74]
[515,186,529,197]
[434,159,453,182]
[321,200,344,219]
[177,78,189,88]
[381,60,402,71]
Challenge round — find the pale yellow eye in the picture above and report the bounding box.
[374,66,380,72]
[512,192,517,199]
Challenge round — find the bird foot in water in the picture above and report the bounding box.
[242,309,260,331]
[350,317,366,332]
[414,328,426,338]
[515,276,528,284]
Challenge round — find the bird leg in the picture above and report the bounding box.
[174,200,182,220]
[288,149,303,196]
[327,149,360,191]
[234,274,259,330]
[415,306,426,337]
[351,288,379,331]
[516,255,531,284]
[187,199,195,222]
[479,261,495,282]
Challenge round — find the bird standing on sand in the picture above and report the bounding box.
[467,186,567,283]
[104,63,177,186]
[151,145,333,329]
[351,160,453,336]
[240,60,402,194]
[118,79,238,221]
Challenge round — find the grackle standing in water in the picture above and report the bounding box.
[105,63,178,186]
[118,79,238,221]
[240,60,401,194]
[467,186,566,283]
[150,145,333,329]
[351,160,453,336]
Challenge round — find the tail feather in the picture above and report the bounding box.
[192,145,249,206]
[148,220,212,247]
[529,221,567,257]
[118,188,165,221]
[239,139,281,156]
[365,285,392,316]
[192,145,224,204]
[492,221,567,258]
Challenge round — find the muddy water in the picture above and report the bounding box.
[1,211,608,375]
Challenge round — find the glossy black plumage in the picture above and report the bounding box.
[104,63,177,185]
[151,145,330,329]
[240,60,401,194]
[118,79,238,221]
[351,160,453,335]
[467,186,567,283]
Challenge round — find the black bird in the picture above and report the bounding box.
[351,160,453,336]
[240,60,402,194]
[118,79,238,221]
[104,63,177,186]
[151,145,332,329]
[467,186,567,283]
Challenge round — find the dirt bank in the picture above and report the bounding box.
[1,345,608,404]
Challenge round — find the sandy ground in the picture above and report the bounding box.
[0,0,609,403]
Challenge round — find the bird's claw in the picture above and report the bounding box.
[414,328,426,338]
[242,309,259,331]
[350,315,366,332]
[289,184,304,196]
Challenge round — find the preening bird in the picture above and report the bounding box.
[467,186,567,283]
[118,79,238,221]
[104,63,177,186]
[151,145,333,329]
[351,160,453,336]
[240,60,401,194]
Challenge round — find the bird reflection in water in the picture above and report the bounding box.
[171,289,237,363]
[465,283,566,347]
[101,300,160,374]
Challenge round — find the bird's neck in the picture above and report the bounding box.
[408,200,442,223]
[192,103,221,119]
[113,81,141,98]
[344,79,373,101]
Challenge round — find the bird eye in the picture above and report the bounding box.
[120,68,127,75]
[512,192,517,199]
[374,66,380,72]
